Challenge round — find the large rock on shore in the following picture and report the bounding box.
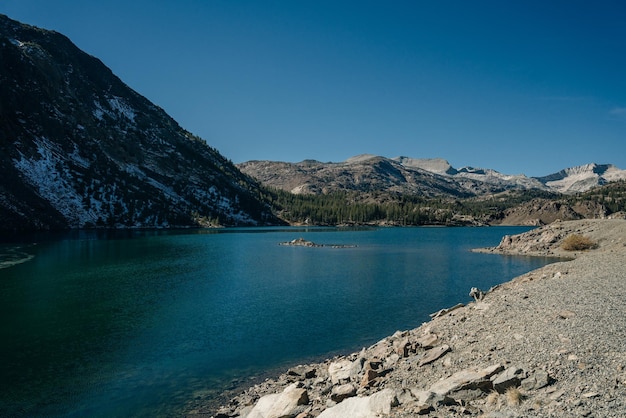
[246,383,308,418]
[429,364,503,397]
[317,389,398,418]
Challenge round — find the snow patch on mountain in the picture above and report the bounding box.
[93,96,136,122]
[107,96,136,122]
[13,137,94,227]
[536,163,626,193]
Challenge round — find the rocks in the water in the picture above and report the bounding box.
[279,238,356,248]
[279,238,322,247]
[246,383,309,418]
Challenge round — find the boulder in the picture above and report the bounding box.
[429,364,504,397]
[469,287,485,301]
[247,383,309,418]
[330,383,357,402]
[369,341,393,359]
[492,366,525,393]
[393,337,411,357]
[415,333,438,349]
[409,389,457,407]
[418,344,450,367]
[287,365,317,380]
[520,369,552,391]
[328,359,353,384]
[360,367,379,388]
[317,389,399,418]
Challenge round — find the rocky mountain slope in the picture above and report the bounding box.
[238,156,476,198]
[0,14,281,231]
[238,155,626,198]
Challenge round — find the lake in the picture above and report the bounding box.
[0,226,555,417]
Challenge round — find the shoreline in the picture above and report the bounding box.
[194,219,626,417]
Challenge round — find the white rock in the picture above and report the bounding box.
[328,359,354,384]
[317,389,399,418]
[246,383,308,418]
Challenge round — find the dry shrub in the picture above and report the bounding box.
[485,391,500,407]
[561,234,596,251]
[505,387,523,406]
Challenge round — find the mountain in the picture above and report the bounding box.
[392,156,550,192]
[238,154,549,199]
[534,163,626,194]
[238,155,475,198]
[0,15,282,231]
[238,155,626,199]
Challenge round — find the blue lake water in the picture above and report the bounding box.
[0,226,555,417]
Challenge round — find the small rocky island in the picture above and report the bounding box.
[196,219,626,418]
[279,238,357,249]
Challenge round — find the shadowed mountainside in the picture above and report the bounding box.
[0,14,282,231]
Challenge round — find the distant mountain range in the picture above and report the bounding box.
[238,155,626,197]
[0,14,281,231]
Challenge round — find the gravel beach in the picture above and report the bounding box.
[198,219,626,418]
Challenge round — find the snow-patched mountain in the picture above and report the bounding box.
[393,156,548,191]
[238,155,539,198]
[535,163,626,194]
[239,155,624,198]
[0,15,282,230]
[239,156,472,197]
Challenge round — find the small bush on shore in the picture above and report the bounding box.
[505,387,523,406]
[561,234,597,251]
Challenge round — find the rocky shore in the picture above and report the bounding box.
[193,219,626,417]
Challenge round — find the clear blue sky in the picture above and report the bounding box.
[3,1,626,176]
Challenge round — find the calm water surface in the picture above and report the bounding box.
[0,226,555,417]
